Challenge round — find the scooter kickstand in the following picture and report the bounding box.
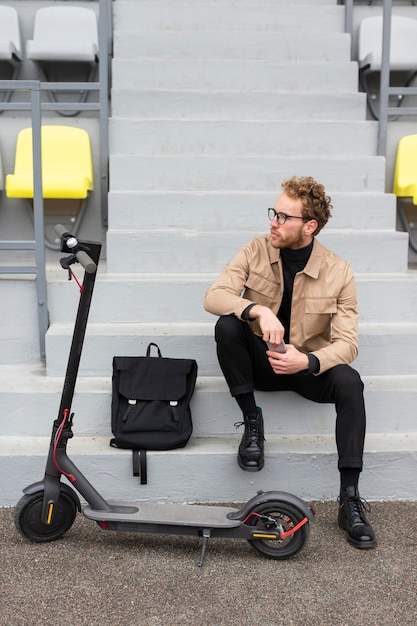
[198,529,211,567]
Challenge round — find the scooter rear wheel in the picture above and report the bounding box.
[14,491,77,543]
[247,500,310,560]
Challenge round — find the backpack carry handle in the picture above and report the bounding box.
[146,342,162,358]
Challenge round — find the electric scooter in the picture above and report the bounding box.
[14,226,315,566]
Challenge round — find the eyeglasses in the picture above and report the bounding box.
[268,208,312,224]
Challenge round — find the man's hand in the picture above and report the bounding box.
[249,305,309,373]
[248,304,285,345]
[267,343,309,375]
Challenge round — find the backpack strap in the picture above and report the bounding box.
[132,449,147,485]
[110,440,148,485]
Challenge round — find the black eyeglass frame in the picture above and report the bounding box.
[268,208,313,224]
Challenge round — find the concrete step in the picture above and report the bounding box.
[0,365,415,438]
[109,155,386,193]
[109,120,378,157]
[43,321,417,378]
[113,3,344,33]
[106,229,408,274]
[110,90,368,122]
[108,191,396,231]
[112,59,358,92]
[3,432,417,507]
[2,266,413,366]
[113,30,350,61]
[45,271,417,326]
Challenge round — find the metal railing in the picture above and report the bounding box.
[0,0,111,362]
[343,0,417,154]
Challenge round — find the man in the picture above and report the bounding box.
[203,175,376,549]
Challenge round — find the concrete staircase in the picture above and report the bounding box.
[2,0,417,506]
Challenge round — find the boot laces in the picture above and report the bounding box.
[340,493,371,521]
[234,419,264,443]
[250,420,263,443]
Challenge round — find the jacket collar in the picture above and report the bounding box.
[303,239,324,278]
[269,236,324,279]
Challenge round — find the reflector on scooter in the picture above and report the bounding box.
[97,521,109,529]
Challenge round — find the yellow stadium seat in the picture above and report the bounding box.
[0,145,4,191]
[392,133,417,253]
[393,134,417,203]
[6,125,94,249]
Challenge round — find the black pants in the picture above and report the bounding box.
[214,315,366,471]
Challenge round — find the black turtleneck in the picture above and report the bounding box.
[278,241,313,343]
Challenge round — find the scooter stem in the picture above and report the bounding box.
[41,239,103,522]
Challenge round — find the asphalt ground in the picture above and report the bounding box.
[1,501,417,626]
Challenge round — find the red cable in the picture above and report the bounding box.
[280,517,309,538]
[242,512,262,524]
[69,267,84,293]
[53,409,76,482]
[242,511,308,538]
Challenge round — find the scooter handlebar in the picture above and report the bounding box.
[55,224,97,274]
[74,250,97,274]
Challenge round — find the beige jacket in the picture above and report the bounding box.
[204,235,358,374]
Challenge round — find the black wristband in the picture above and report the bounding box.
[307,353,320,374]
[241,303,257,321]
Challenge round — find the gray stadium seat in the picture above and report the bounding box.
[26,6,99,114]
[0,5,22,105]
[358,15,417,120]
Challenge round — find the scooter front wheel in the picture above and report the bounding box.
[247,500,310,560]
[14,491,77,543]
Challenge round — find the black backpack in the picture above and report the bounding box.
[110,343,198,483]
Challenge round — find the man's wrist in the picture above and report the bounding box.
[307,353,320,374]
[241,303,257,321]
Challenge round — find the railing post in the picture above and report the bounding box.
[377,0,393,156]
[98,0,110,228]
[343,0,354,58]
[31,83,48,362]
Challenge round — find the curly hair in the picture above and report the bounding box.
[281,176,332,235]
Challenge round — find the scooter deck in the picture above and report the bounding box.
[83,501,241,528]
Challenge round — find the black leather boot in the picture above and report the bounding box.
[338,486,376,549]
[237,408,265,472]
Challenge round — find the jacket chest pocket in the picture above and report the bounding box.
[244,273,279,305]
[304,297,337,336]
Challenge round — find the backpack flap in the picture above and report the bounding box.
[116,356,190,402]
